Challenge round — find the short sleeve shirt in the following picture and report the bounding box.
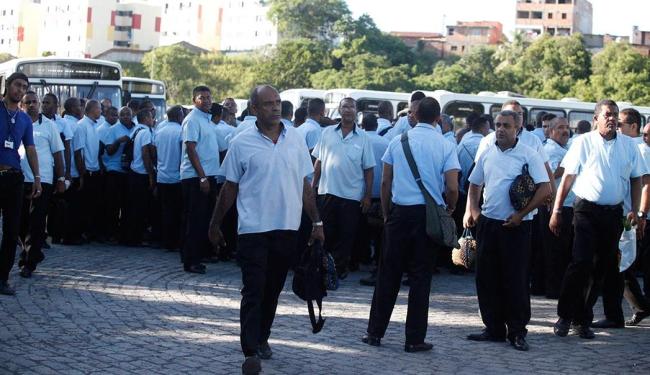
[469,140,549,221]
[544,138,575,207]
[180,109,221,179]
[221,124,313,234]
[19,116,64,184]
[155,122,183,184]
[456,132,484,194]
[0,103,34,170]
[131,126,153,175]
[104,122,136,173]
[296,118,322,150]
[76,116,101,172]
[312,124,376,201]
[476,129,549,163]
[64,115,83,178]
[365,131,390,198]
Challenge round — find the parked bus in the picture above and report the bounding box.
[0,57,123,112]
[280,88,326,112]
[323,88,410,121]
[421,90,650,131]
[122,77,166,123]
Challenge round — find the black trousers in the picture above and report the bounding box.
[105,171,128,241]
[158,182,183,251]
[63,178,83,242]
[19,183,53,271]
[125,172,150,245]
[367,205,436,344]
[545,207,574,299]
[320,194,361,275]
[623,223,650,313]
[475,216,532,339]
[531,206,551,295]
[557,198,624,326]
[0,170,24,282]
[181,177,218,266]
[80,171,103,239]
[47,180,66,241]
[221,204,238,259]
[238,230,297,356]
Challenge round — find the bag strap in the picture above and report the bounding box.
[379,126,392,136]
[400,132,435,205]
[307,299,325,334]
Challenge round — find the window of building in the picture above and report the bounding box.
[545,0,556,3]
[517,11,530,19]
[448,27,455,35]
[532,11,543,19]
[561,13,567,19]
[1,10,5,16]
[450,46,458,51]
[557,28,570,35]
[558,0,572,3]
[1,39,3,45]
[67,36,70,41]
[548,13,553,19]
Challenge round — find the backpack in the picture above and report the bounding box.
[121,127,145,171]
[292,241,329,334]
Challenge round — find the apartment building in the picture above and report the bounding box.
[446,21,504,55]
[0,0,41,58]
[515,0,593,38]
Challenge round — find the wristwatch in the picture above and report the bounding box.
[200,177,208,183]
[57,176,66,182]
[312,221,323,227]
[637,211,646,219]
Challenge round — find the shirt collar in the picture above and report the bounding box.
[305,118,320,127]
[244,115,257,121]
[335,122,358,135]
[84,115,98,125]
[414,123,436,131]
[254,121,288,141]
[495,137,519,152]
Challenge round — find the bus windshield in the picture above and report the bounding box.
[30,83,121,111]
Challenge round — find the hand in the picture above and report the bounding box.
[463,210,476,228]
[55,180,65,194]
[549,211,562,236]
[78,176,84,191]
[503,212,523,228]
[149,176,156,192]
[308,226,325,246]
[360,196,372,214]
[637,217,646,239]
[208,222,226,248]
[31,180,42,199]
[446,205,455,215]
[627,211,638,228]
[199,178,210,194]
[118,135,130,143]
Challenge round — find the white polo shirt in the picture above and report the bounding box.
[385,116,442,139]
[281,118,294,128]
[544,138,575,207]
[638,143,650,218]
[64,114,83,178]
[469,139,549,221]
[222,124,313,234]
[561,131,643,206]
[382,123,460,206]
[444,131,457,145]
[296,118,322,150]
[76,115,101,172]
[214,120,235,145]
[131,126,153,175]
[457,132,484,194]
[366,130,390,198]
[312,124,376,201]
[180,109,225,179]
[19,116,64,184]
[155,122,182,184]
[476,129,549,163]
[226,115,257,144]
[48,114,73,142]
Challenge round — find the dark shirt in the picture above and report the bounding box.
[0,103,34,169]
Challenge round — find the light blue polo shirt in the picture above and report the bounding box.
[296,118,322,150]
[226,115,257,144]
[544,138,575,207]
[385,115,442,139]
[96,121,113,167]
[131,126,153,175]
[377,118,392,135]
[312,124,376,201]
[19,116,64,184]
[221,123,313,234]
[180,109,225,179]
[213,120,234,150]
[382,123,460,207]
[76,115,101,172]
[155,121,182,184]
[104,121,137,173]
[457,132,484,194]
[64,115,83,178]
[366,130,389,198]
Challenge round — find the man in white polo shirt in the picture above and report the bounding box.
[208,85,323,375]
[61,97,85,245]
[312,97,375,279]
[551,99,643,340]
[464,110,551,351]
[18,91,65,278]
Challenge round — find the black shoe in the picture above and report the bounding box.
[359,274,377,286]
[184,264,206,274]
[0,281,15,296]
[510,336,529,351]
[42,241,51,249]
[361,334,381,346]
[19,267,32,278]
[257,342,272,360]
[466,330,505,342]
[571,324,595,339]
[242,355,261,375]
[626,311,650,326]
[553,318,570,337]
[591,319,624,329]
[404,342,433,353]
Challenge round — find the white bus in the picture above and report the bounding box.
[422,90,650,131]
[0,57,123,112]
[323,88,410,120]
[280,88,326,112]
[122,77,166,123]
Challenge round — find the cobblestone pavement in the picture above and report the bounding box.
[0,242,649,375]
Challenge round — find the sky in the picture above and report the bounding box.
[346,0,650,40]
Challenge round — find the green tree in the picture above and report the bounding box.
[120,61,147,78]
[142,45,201,104]
[267,0,350,43]
[0,53,14,63]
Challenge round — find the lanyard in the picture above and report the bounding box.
[1,100,18,142]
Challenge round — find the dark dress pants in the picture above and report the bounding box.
[557,199,624,326]
[63,178,83,243]
[0,170,24,282]
[320,194,361,275]
[81,171,103,239]
[367,205,436,345]
[19,183,53,271]
[125,172,150,246]
[545,207,574,299]
[238,230,297,356]
[181,177,218,266]
[531,206,551,295]
[158,182,183,251]
[475,216,532,340]
[624,223,650,313]
[105,171,128,241]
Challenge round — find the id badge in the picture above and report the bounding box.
[4,140,13,149]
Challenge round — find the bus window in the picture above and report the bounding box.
[443,101,484,130]
[529,108,566,127]
[568,111,593,130]
[490,104,529,127]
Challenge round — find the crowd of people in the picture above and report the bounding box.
[0,71,649,374]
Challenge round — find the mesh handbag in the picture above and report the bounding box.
[509,163,537,211]
[452,228,477,269]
